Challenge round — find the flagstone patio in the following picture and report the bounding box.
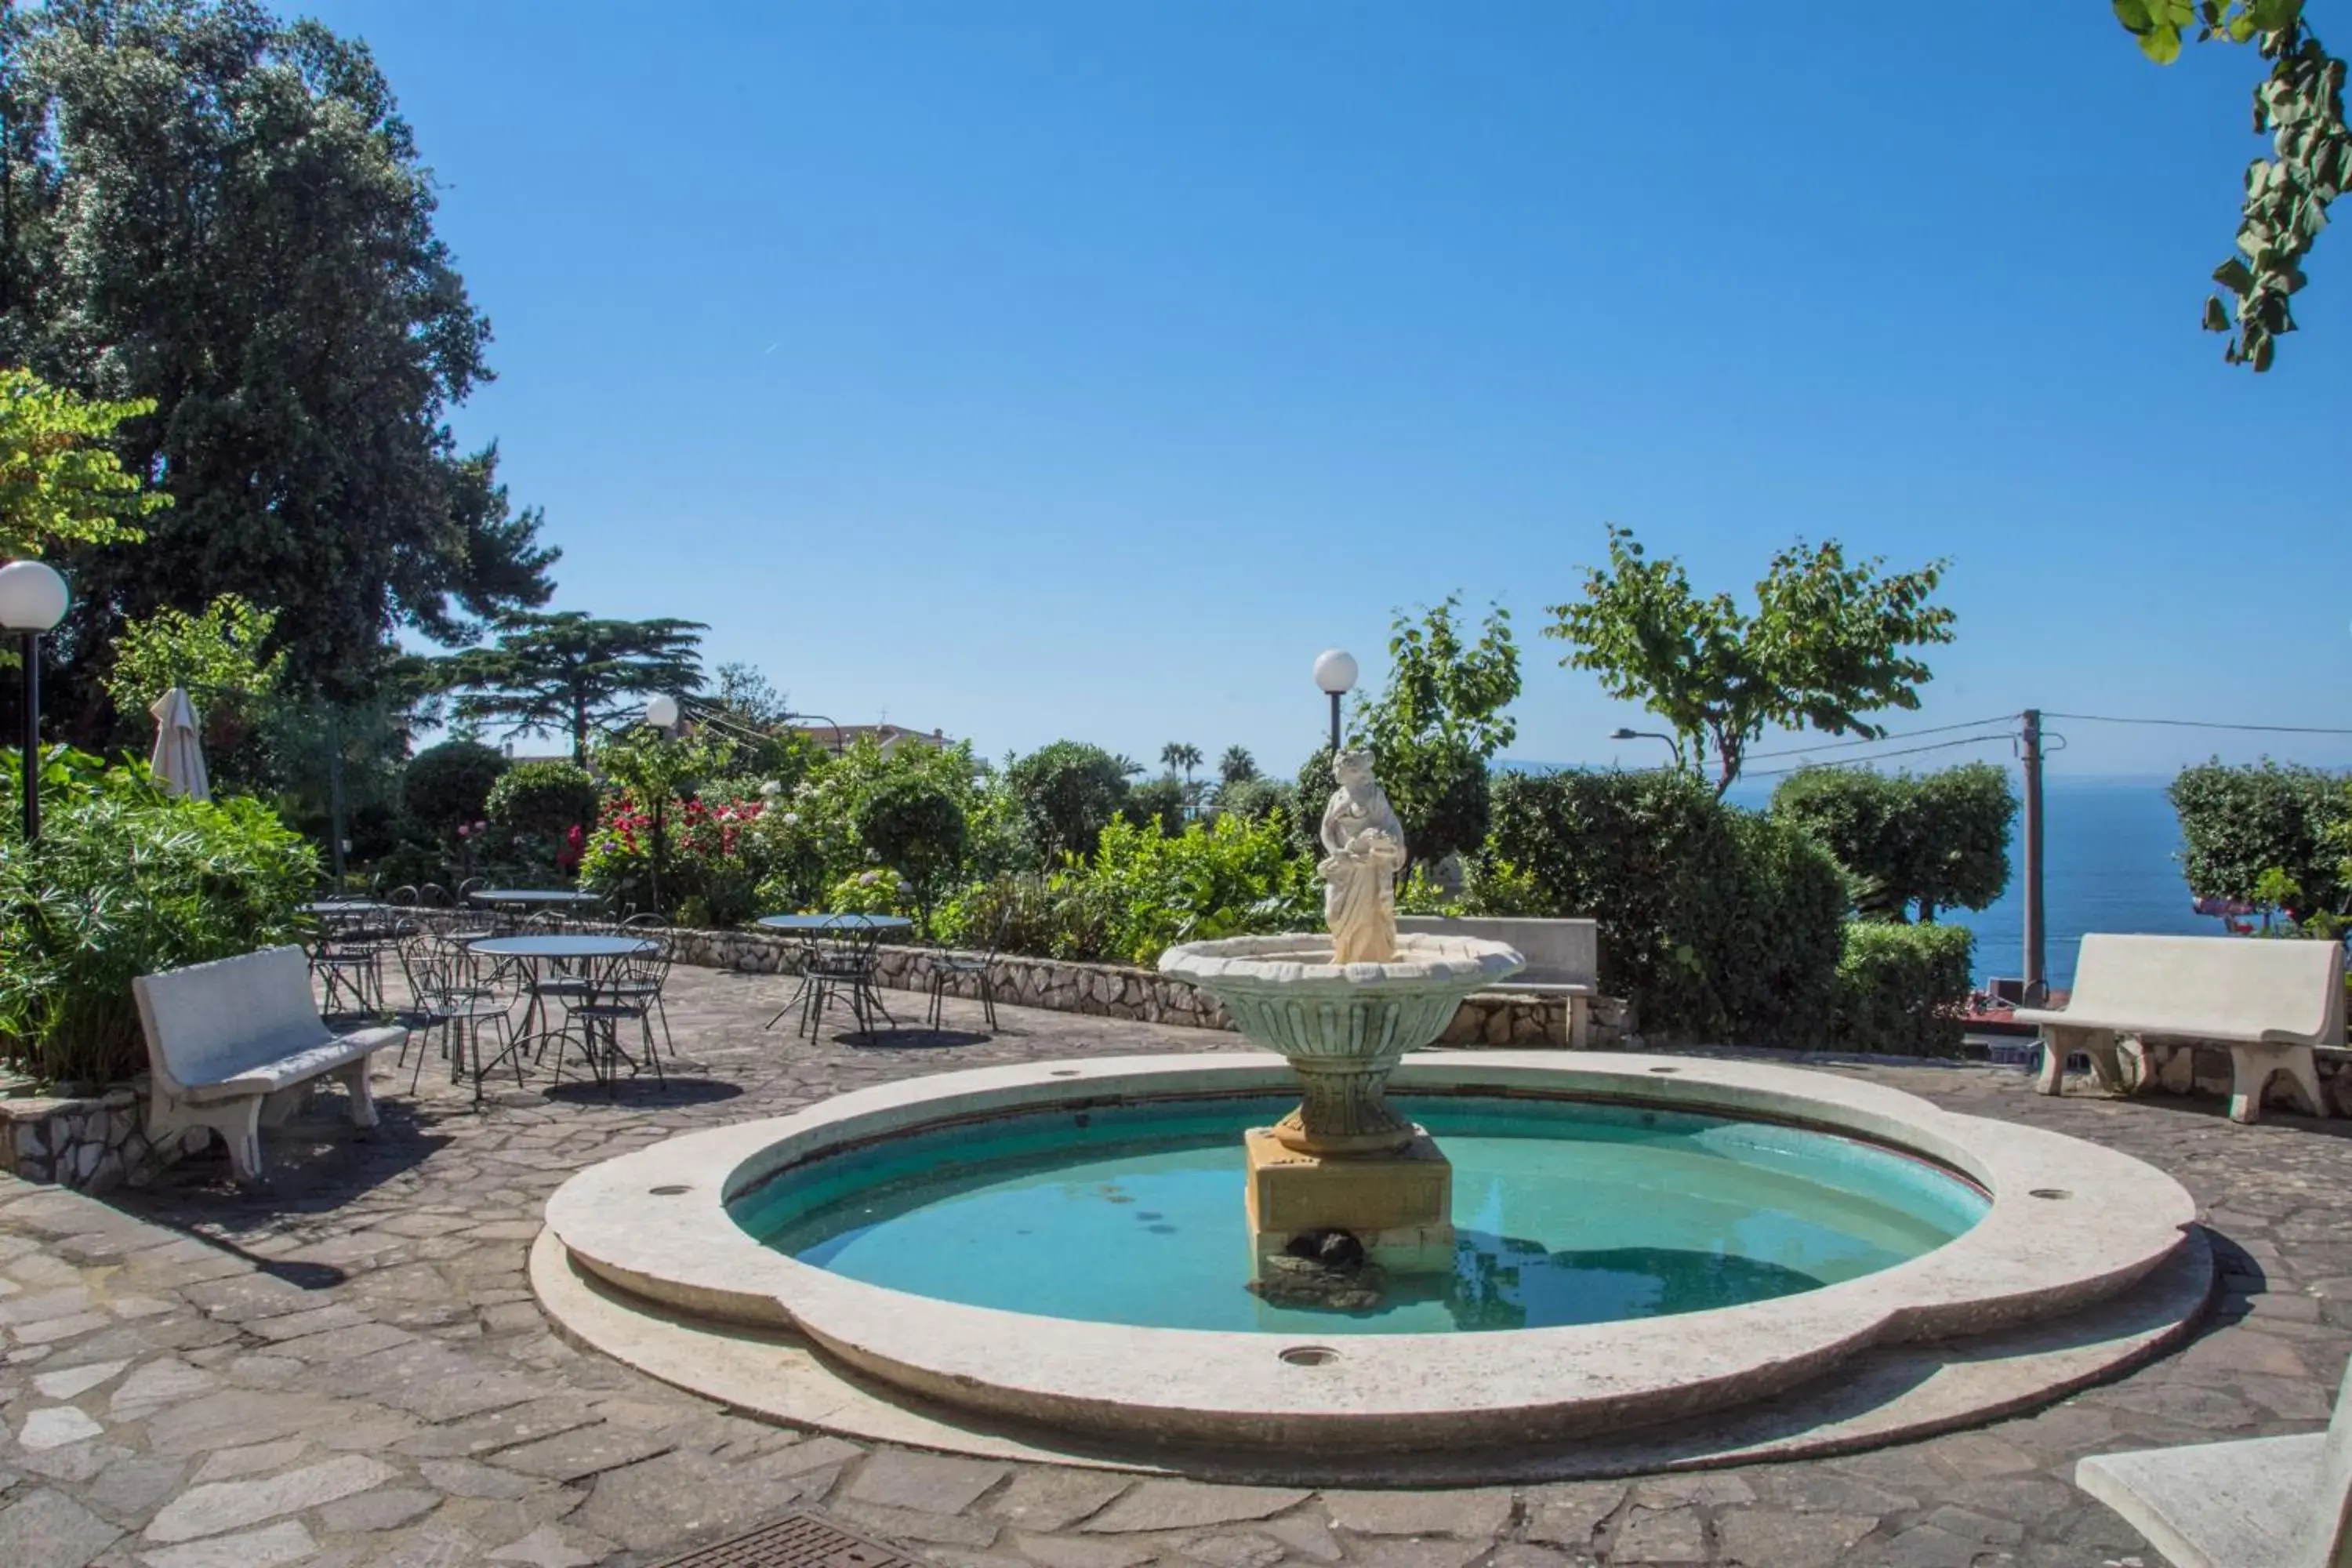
[3,962,2345,1567]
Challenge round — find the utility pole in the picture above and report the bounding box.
[2020,709,2046,1003]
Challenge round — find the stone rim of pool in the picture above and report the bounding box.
[537,1051,2201,1457]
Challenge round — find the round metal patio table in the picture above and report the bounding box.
[467,935,659,1091]
[467,888,605,909]
[754,913,914,933]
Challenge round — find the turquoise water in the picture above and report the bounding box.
[728,1095,1988,1334]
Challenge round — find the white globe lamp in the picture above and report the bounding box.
[1312,649,1356,752]
[1,559,69,843]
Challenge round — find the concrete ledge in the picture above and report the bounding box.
[539,1051,2199,1454]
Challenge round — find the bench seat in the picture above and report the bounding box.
[173,1026,406,1104]
[2075,1355,2352,1567]
[2022,934,2344,1124]
[134,946,406,1181]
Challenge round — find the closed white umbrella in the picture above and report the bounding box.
[149,687,210,802]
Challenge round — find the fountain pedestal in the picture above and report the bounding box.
[1244,1127,1455,1276]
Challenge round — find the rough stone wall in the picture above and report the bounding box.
[662,926,1635,1049]
[0,1081,196,1192]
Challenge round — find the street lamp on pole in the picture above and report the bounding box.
[644,694,681,915]
[1312,649,1357,754]
[0,561,69,843]
[1610,726,1686,771]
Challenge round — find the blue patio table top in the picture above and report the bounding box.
[466,935,655,960]
[755,913,915,932]
[467,888,605,906]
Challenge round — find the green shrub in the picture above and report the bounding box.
[1083,813,1321,965]
[1772,763,2016,922]
[1123,775,1188,837]
[2170,760,2349,920]
[855,773,967,924]
[0,753,318,1086]
[1485,768,1846,1044]
[936,873,1123,964]
[401,740,510,833]
[1212,776,1294,825]
[1006,741,1137,862]
[485,760,601,840]
[1828,922,1974,1055]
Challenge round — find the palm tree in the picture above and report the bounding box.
[1218,746,1258,786]
[1161,742,1204,820]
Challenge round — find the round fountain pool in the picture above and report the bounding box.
[536,1051,2204,1468]
[729,1094,1988,1334]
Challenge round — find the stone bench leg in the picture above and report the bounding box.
[2034,1026,2122,1096]
[2228,1042,2328,1125]
[337,1058,380,1131]
[147,1091,266,1184]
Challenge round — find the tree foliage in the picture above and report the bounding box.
[1770,763,2016,923]
[1545,525,1955,795]
[438,612,706,762]
[1005,740,1138,863]
[2169,757,2348,918]
[854,772,968,915]
[100,593,283,729]
[1352,595,1519,866]
[0,368,169,559]
[401,739,508,834]
[485,759,601,841]
[1218,745,1259,786]
[0,0,557,715]
[2117,0,2346,369]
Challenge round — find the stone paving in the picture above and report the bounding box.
[2,962,2347,1566]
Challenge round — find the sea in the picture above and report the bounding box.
[1519,771,2214,993]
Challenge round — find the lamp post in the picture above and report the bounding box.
[1610,726,1686,772]
[0,561,69,843]
[644,694,680,915]
[1312,649,1357,754]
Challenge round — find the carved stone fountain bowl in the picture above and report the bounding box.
[1158,932,1526,1071]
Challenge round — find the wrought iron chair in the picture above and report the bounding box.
[394,931,521,1104]
[927,915,1003,1033]
[796,919,887,1040]
[564,942,671,1092]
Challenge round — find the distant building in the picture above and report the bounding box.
[792,723,951,757]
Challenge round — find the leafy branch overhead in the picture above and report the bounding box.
[2116,0,2348,369]
[1544,525,1955,795]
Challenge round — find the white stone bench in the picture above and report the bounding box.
[1397,916,1599,1045]
[132,946,405,1182]
[2077,1354,2352,1567]
[2018,934,2345,1124]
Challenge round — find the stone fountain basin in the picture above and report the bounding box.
[1157,932,1526,1065]
[535,1051,2201,1456]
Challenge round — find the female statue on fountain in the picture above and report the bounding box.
[1319,750,1406,964]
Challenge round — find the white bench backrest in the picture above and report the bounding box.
[2065,934,2344,1045]
[133,946,333,1093]
[1397,916,1598,985]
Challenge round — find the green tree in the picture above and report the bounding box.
[1160,741,1204,820]
[1352,594,1520,866]
[401,739,508,836]
[2169,758,2348,919]
[1006,741,1139,862]
[1218,745,1259,787]
[100,593,283,723]
[1546,525,1955,796]
[0,368,169,559]
[854,772,968,931]
[1,0,557,720]
[1771,763,2016,924]
[485,759,601,840]
[710,661,792,729]
[2117,0,2346,370]
[438,612,706,762]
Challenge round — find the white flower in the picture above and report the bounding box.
[782,811,800,827]
[858,870,880,886]
[895,877,913,895]
[760,779,782,797]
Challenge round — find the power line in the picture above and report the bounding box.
[1741,731,2017,779]
[1740,713,2023,763]
[2042,711,2352,737]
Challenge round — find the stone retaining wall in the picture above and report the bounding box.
[663,925,1635,1049]
[0,1080,196,1192]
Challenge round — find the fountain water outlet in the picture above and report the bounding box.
[1160,751,1524,1278]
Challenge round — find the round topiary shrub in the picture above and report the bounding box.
[854,773,968,901]
[401,741,510,833]
[486,760,602,840]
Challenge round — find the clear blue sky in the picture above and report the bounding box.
[307,0,2351,780]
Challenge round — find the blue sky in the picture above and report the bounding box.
[306,1,2351,780]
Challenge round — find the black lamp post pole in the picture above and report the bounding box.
[1328,691,1342,755]
[18,631,38,843]
[650,795,665,916]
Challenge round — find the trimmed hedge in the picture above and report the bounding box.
[1828,922,1974,1056]
[1484,768,1846,1045]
